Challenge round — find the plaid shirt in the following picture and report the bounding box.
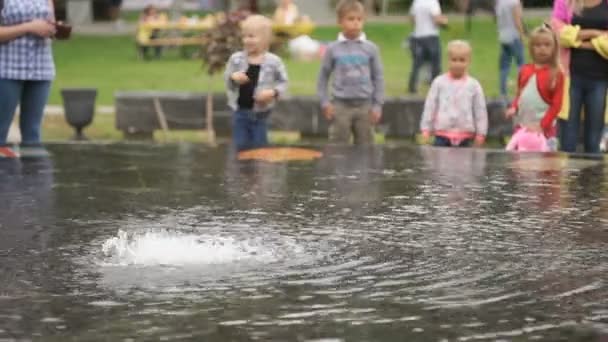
[0,0,55,81]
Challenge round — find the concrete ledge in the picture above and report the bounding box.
[115,91,512,141]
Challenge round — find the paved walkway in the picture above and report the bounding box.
[44,104,115,116]
[8,105,115,143]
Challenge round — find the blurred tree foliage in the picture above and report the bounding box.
[200,15,243,76]
[199,12,245,146]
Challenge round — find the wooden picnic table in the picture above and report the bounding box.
[136,18,213,47]
[139,20,214,32]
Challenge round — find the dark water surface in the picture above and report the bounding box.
[0,143,606,341]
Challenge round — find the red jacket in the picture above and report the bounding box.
[510,64,565,136]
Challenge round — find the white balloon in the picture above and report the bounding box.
[288,35,321,62]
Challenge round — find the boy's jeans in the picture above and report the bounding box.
[408,36,441,94]
[0,79,52,146]
[232,109,270,151]
[499,39,525,97]
[559,74,608,154]
[329,100,373,145]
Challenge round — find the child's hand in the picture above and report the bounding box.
[254,89,276,105]
[435,15,448,26]
[322,104,335,121]
[231,72,249,85]
[474,135,485,147]
[505,107,517,119]
[369,109,382,124]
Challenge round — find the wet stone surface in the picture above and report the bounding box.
[0,143,607,341]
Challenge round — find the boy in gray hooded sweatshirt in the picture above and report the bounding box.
[317,0,385,145]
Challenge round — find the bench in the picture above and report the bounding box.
[115,91,512,142]
[138,37,206,47]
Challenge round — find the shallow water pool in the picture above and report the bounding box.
[0,143,606,341]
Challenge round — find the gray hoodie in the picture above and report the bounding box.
[224,51,289,112]
[317,33,385,113]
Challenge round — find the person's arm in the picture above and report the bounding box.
[255,57,289,104]
[561,26,608,48]
[512,2,525,39]
[408,4,415,24]
[273,58,289,98]
[420,77,441,138]
[224,54,240,90]
[0,23,32,42]
[0,20,55,42]
[433,14,448,26]
[540,71,565,135]
[370,45,384,121]
[578,29,606,41]
[505,73,523,119]
[508,66,530,113]
[316,45,333,110]
[431,2,448,26]
[472,82,488,145]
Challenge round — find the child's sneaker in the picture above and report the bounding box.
[0,146,19,158]
[600,134,608,153]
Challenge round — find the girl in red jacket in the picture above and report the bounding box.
[505,25,565,152]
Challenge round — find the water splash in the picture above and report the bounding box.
[101,229,280,266]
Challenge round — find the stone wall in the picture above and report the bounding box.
[115,92,512,141]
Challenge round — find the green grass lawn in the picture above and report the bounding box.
[44,18,543,142]
[50,18,543,106]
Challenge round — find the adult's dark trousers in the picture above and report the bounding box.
[559,74,608,154]
[408,35,441,94]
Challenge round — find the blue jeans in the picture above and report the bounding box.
[0,79,52,146]
[434,136,473,147]
[559,75,608,154]
[499,39,525,97]
[408,36,441,94]
[232,109,269,151]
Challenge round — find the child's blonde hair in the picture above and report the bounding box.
[528,24,561,89]
[336,0,365,20]
[241,14,273,46]
[447,40,472,56]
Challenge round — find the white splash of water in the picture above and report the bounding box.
[101,229,280,266]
